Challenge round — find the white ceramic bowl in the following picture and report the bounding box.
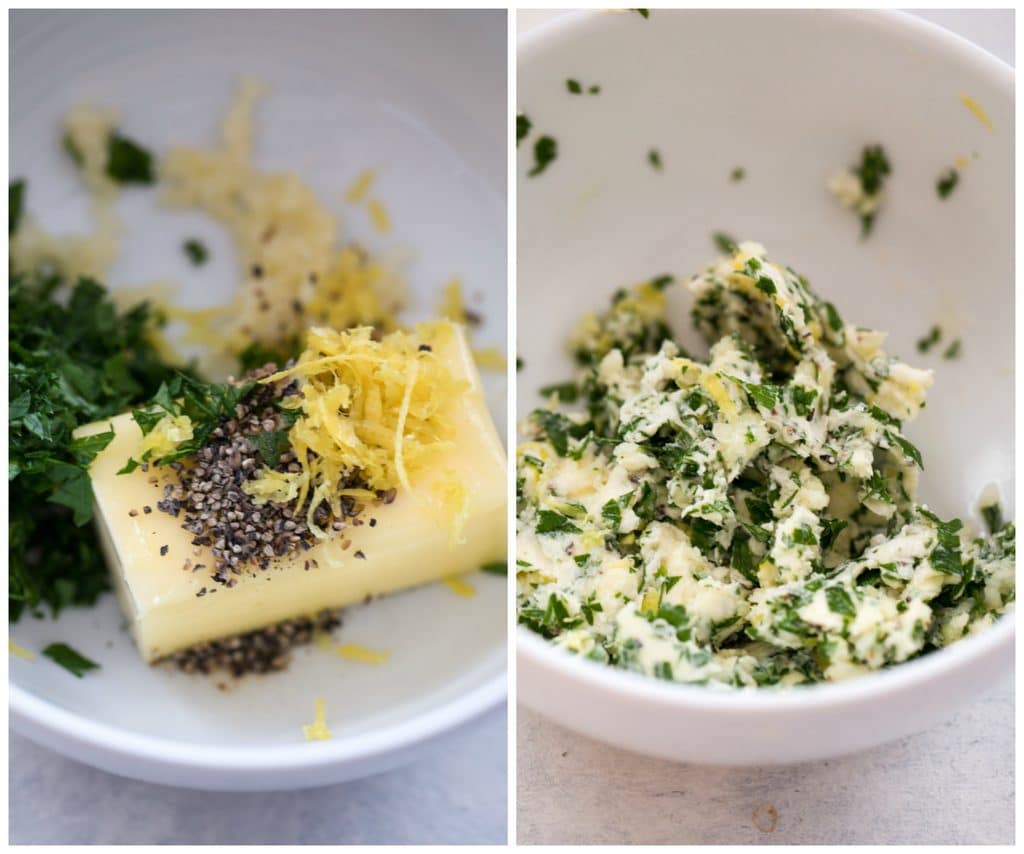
[517,9,1014,765]
[10,10,507,790]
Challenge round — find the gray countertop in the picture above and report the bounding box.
[515,7,1014,848]
[10,705,507,845]
[517,676,1013,845]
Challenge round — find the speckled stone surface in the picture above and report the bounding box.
[517,676,1013,845]
[514,8,1014,847]
[10,706,507,845]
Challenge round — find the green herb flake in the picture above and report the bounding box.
[528,135,558,177]
[824,302,843,332]
[536,510,581,536]
[105,133,155,185]
[729,167,745,182]
[856,144,891,196]
[63,132,84,167]
[733,377,777,410]
[853,144,890,238]
[516,114,532,147]
[713,232,738,255]
[183,239,209,266]
[539,381,579,403]
[251,429,292,468]
[9,179,25,235]
[916,325,942,353]
[981,502,1004,535]
[647,148,663,171]
[825,587,856,617]
[633,8,650,18]
[937,168,959,199]
[481,561,508,576]
[42,642,99,678]
[566,79,583,95]
[942,338,962,360]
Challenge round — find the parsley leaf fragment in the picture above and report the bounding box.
[42,642,99,678]
[937,168,959,199]
[528,135,558,177]
[183,239,209,266]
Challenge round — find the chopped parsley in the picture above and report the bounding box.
[937,168,959,199]
[183,238,209,266]
[730,167,745,182]
[106,133,155,184]
[942,338,962,360]
[713,231,738,255]
[856,145,891,196]
[566,79,600,96]
[516,114,532,147]
[916,325,942,353]
[647,148,663,171]
[42,642,99,678]
[528,135,558,177]
[10,262,181,621]
[9,179,25,235]
[65,129,155,185]
[128,372,258,468]
[854,145,890,237]
[481,561,508,576]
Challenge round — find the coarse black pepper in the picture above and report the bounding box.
[165,609,341,677]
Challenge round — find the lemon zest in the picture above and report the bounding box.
[335,643,390,665]
[302,697,333,741]
[443,576,477,598]
[344,169,376,204]
[961,94,993,130]
[9,639,33,661]
[368,198,391,234]
[473,347,507,371]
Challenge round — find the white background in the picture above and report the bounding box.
[515,8,1014,846]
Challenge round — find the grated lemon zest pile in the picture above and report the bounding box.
[335,643,390,665]
[160,79,404,355]
[442,576,477,598]
[302,697,333,741]
[242,322,467,537]
[9,639,33,661]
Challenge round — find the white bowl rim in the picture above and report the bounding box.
[519,616,1013,712]
[517,7,1015,712]
[10,670,505,772]
[519,8,1015,86]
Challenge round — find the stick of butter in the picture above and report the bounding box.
[75,325,506,662]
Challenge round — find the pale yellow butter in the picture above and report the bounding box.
[77,325,506,662]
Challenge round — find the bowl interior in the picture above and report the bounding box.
[11,9,507,755]
[517,9,1014,529]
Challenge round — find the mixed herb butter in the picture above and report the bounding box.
[516,241,1014,687]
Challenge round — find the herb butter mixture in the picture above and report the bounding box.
[517,242,1014,687]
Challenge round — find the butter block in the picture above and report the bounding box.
[77,325,506,661]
